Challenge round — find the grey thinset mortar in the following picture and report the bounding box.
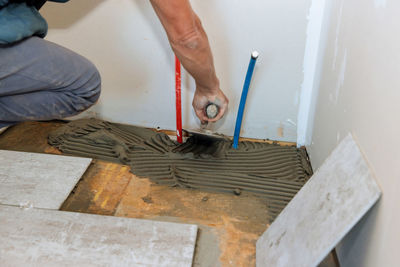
[48,119,313,221]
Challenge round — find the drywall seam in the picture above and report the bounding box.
[297,0,332,147]
[332,0,345,70]
[334,48,347,104]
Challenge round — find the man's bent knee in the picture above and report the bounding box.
[68,62,102,115]
[84,66,101,106]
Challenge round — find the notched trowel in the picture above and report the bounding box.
[183,103,226,142]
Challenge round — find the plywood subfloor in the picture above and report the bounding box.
[0,121,271,267]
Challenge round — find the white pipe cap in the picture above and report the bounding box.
[251,51,259,59]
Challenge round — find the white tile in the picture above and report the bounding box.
[0,206,197,267]
[0,150,91,209]
[256,134,381,267]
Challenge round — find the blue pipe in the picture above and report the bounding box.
[233,51,259,149]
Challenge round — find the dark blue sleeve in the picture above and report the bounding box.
[0,0,9,7]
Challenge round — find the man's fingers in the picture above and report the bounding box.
[192,88,229,123]
[207,95,228,122]
[194,108,208,122]
[207,104,227,122]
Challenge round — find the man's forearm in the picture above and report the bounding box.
[150,0,219,94]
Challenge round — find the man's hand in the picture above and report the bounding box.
[193,86,229,123]
[150,0,228,123]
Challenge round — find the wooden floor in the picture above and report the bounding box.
[0,121,339,267]
[0,121,271,267]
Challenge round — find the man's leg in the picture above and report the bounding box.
[0,37,101,128]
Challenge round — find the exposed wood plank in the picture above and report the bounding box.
[0,150,91,210]
[0,205,197,267]
[61,160,133,216]
[0,121,63,154]
[256,134,381,267]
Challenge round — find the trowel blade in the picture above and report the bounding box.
[183,128,226,141]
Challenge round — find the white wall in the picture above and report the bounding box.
[41,0,312,142]
[296,0,333,147]
[308,0,400,266]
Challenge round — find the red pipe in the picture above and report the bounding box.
[175,56,183,143]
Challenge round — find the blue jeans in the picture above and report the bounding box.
[0,37,101,128]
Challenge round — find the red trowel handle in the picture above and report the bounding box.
[175,56,183,143]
